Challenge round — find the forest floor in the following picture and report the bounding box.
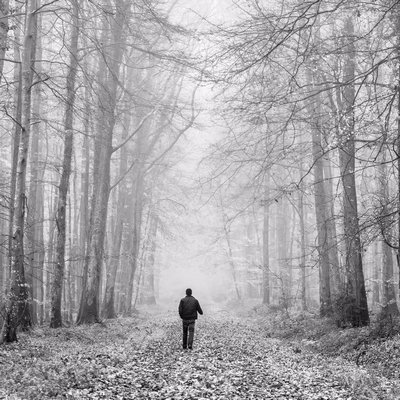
[1,305,400,399]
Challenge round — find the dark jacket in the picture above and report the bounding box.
[179,295,203,320]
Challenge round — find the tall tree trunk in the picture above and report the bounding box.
[322,155,341,296]
[70,154,79,318]
[1,0,38,342]
[45,192,57,322]
[77,1,129,324]
[338,16,369,326]
[245,211,259,298]
[306,65,332,317]
[123,81,156,314]
[397,10,400,296]
[378,148,399,317]
[26,14,42,326]
[298,167,307,311]
[50,0,79,328]
[141,212,158,305]
[117,224,133,315]
[102,135,129,318]
[262,172,270,305]
[125,162,145,315]
[7,25,22,290]
[371,241,380,309]
[37,195,44,324]
[77,84,91,303]
[222,211,241,301]
[276,194,290,308]
[102,65,135,318]
[77,108,113,324]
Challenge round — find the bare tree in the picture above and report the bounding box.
[77,0,130,324]
[1,0,39,342]
[262,173,271,305]
[336,15,369,326]
[50,0,80,328]
[306,64,332,316]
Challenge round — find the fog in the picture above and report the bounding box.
[1,0,398,334]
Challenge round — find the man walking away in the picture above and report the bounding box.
[178,288,203,350]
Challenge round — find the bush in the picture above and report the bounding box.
[256,309,336,340]
[333,294,358,328]
[369,312,400,339]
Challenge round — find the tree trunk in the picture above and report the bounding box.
[123,83,155,314]
[141,213,158,305]
[50,0,79,328]
[397,12,400,296]
[262,172,270,305]
[306,65,332,317]
[338,16,369,326]
[378,148,399,317]
[298,167,307,312]
[371,241,380,309]
[322,155,341,296]
[26,13,42,326]
[77,83,91,304]
[37,196,45,324]
[223,214,241,300]
[101,64,135,318]
[77,1,129,324]
[276,194,290,308]
[1,0,38,342]
[125,164,145,314]
[7,25,22,291]
[77,126,112,324]
[0,0,9,85]
[102,140,128,318]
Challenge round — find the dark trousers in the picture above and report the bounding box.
[182,319,195,348]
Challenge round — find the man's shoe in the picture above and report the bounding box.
[188,346,192,350]
[183,346,187,350]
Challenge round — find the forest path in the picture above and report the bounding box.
[1,309,399,399]
[112,310,397,400]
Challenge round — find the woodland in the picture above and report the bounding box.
[1,0,400,398]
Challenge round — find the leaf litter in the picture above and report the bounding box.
[0,311,399,399]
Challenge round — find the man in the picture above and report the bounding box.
[178,288,203,350]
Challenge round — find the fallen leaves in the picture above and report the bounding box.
[0,311,399,399]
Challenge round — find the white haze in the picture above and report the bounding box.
[156,0,234,307]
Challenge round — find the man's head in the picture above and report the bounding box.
[186,288,192,296]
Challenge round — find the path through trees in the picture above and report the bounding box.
[1,309,399,399]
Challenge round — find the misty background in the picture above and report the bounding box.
[1,0,400,341]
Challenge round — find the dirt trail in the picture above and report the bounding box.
[1,310,399,399]
[67,311,398,399]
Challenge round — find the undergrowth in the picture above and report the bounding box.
[250,303,400,380]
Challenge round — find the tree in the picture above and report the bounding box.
[141,211,158,305]
[50,0,80,328]
[262,172,271,305]
[101,112,130,319]
[1,0,38,343]
[336,15,369,326]
[77,0,130,324]
[306,63,332,316]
